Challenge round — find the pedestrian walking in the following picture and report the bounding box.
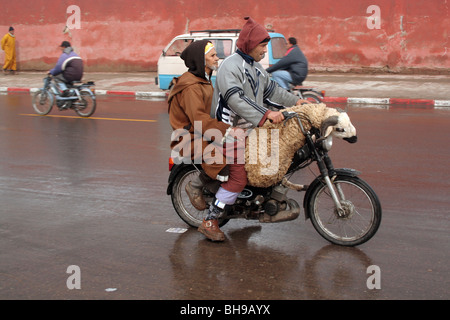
[1,27,16,75]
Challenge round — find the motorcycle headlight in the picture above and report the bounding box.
[322,136,333,151]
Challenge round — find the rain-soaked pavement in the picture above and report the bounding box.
[0,93,449,303]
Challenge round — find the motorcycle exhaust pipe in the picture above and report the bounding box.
[259,199,300,223]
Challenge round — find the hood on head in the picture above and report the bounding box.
[236,16,270,55]
[180,39,211,80]
[63,47,73,54]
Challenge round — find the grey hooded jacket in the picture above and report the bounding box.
[211,51,299,129]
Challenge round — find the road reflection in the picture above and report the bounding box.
[169,226,379,300]
[303,245,379,299]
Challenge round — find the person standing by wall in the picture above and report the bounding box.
[1,27,16,75]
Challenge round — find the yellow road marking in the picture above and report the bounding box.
[20,114,157,122]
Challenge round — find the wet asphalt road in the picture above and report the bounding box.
[0,93,449,301]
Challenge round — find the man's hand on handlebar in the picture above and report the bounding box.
[267,110,285,124]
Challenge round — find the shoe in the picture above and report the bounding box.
[198,219,225,242]
[185,181,207,211]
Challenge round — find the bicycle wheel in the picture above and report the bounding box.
[32,90,54,115]
[307,175,382,246]
[171,166,229,228]
[74,91,96,117]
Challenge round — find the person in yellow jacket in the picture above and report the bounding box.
[1,27,16,75]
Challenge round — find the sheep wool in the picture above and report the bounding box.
[244,103,341,187]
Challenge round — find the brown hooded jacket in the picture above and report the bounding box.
[168,40,229,179]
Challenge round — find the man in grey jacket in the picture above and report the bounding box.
[200,17,304,242]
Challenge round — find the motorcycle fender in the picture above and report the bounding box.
[302,168,361,219]
[166,163,199,195]
[80,88,96,99]
[306,89,324,98]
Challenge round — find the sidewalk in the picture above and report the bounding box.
[1,71,449,107]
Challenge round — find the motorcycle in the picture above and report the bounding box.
[267,72,325,103]
[289,84,325,104]
[32,75,96,117]
[167,111,381,247]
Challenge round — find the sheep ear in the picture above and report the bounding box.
[321,115,339,137]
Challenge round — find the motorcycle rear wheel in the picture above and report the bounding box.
[307,175,382,246]
[74,91,96,117]
[171,166,229,228]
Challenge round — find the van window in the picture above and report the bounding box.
[207,39,233,59]
[165,39,194,56]
[271,37,287,59]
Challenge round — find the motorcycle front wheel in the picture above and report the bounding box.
[171,166,229,228]
[306,175,382,246]
[32,89,54,115]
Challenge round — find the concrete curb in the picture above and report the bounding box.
[0,86,167,98]
[324,96,450,108]
[1,86,449,108]
[94,89,167,98]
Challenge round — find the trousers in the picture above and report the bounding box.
[215,135,248,205]
[271,70,293,90]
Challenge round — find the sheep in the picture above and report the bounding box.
[244,103,357,188]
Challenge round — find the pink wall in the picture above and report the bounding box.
[0,0,448,72]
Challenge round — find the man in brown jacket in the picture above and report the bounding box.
[168,40,230,241]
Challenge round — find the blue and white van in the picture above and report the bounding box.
[156,29,287,90]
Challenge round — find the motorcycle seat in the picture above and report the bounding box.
[67,81,82,87]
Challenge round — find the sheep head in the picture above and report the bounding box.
[320,109,358,143]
